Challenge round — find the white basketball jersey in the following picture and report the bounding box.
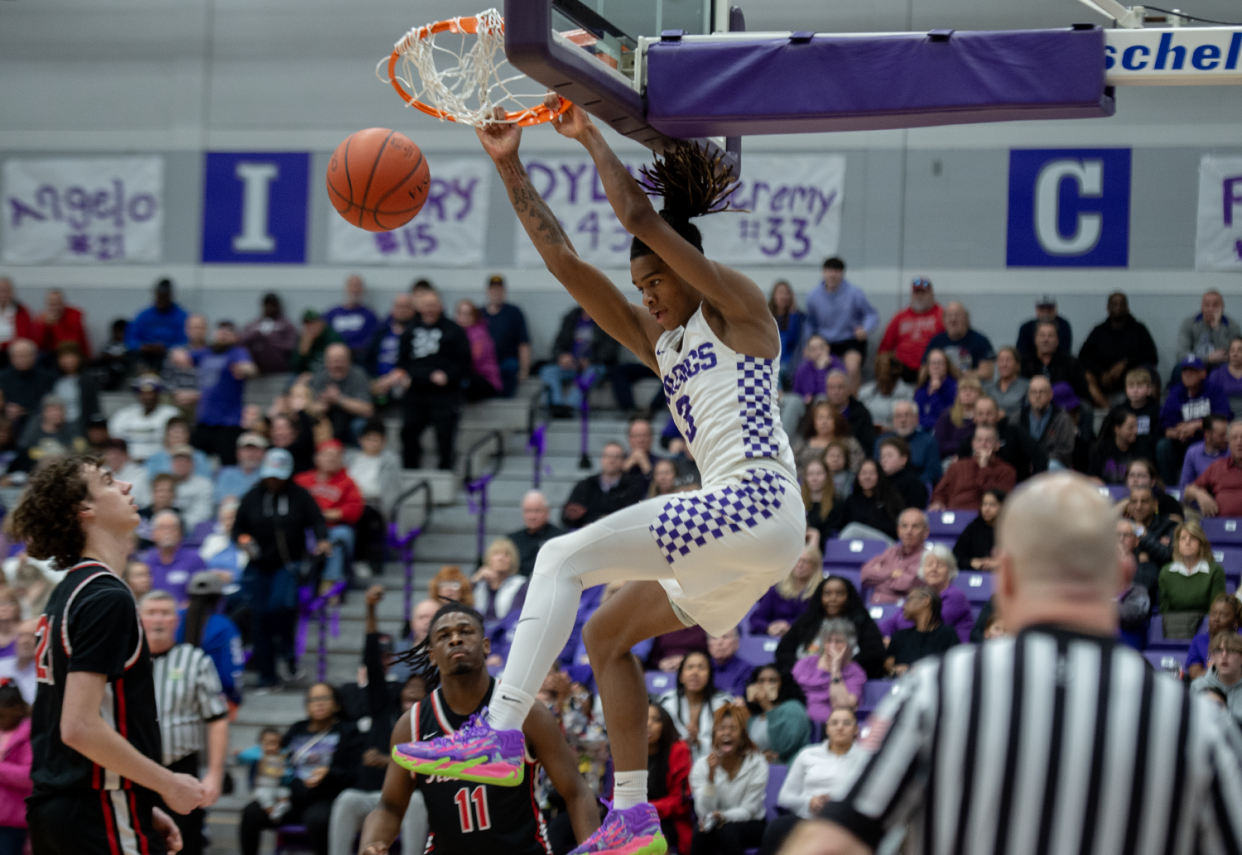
[655,306,797,487]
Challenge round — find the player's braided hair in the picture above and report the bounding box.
[630,141,740,260]
[8,454,98,571]
[392,601,486,694]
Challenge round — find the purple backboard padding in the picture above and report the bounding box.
[645,27,1115,137]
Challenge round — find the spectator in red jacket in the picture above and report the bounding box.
[877,277,945,384]
[0,279,34,369]
[646,702,693,855]
[29,290,90,360]
[929,425,1018,510]
[294,440,364,592]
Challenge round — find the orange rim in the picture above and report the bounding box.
[387,14,572,126]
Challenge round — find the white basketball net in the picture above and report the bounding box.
[380,8,550,126]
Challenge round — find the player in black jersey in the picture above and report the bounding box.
[359,602,599,855]
[11,455,206,854]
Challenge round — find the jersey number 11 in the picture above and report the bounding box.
[453,786,491,832]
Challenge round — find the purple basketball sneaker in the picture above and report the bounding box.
[569,803,667,855]
[392,709,526,786]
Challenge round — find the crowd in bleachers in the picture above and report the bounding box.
[0,259,1239,854]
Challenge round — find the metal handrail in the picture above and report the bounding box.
[464,430,505,567]
[526,389,549,488]
[389,479,434,627]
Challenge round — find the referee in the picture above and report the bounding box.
[783,472,1242,855]
[140,590,230,855]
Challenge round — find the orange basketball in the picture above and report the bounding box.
[327,128,431,232]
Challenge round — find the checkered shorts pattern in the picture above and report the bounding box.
[649,469,788,564]
[736,356,781,459]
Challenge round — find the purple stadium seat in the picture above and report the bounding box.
[952,572,994,604]
[738,636,779,668]
[927,537,956,551]
[765,764,788,821]
[822,566,862,591]
[823,538,887,566]
[868,603,902,625]
[927,510,977,536]
[861,680,895,712]
[645,671,675,696]
[1212,547,1242,580]
[1201,517,1242,545]
[1147,614,1200,651]
[1144,650,1184,675]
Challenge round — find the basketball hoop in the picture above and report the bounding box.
[380,8,571,127]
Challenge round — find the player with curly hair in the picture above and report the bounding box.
[12,454,205,854]
[394,99,805,855]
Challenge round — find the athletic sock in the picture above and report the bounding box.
[612,770,649,811]
[486,684,536,734]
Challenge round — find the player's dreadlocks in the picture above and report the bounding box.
[392,601,487,693]
[630,141,741,260]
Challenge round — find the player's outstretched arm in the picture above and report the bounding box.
[61,671,205,814]
[360,710,418,855]
[551,99,774,354]
[477,109,662,371]
[524,701,601,845]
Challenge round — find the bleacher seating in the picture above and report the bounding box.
[1147,615,1201,651]
[823,538,887,565]
[860,680,895,716]
[952,572,994,604]
[868,603,901,625]
[764,764,788,820]
[1144,650,1184,674]
[927,510,976,537]
[1202,517,1242,546]
[738,636,780,668]
[646,671,675,696]
[823,567,862,592]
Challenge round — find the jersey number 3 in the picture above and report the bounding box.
[453,786,491,832]
[34,614,52,684]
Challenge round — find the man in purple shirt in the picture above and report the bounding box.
[143,509,207,604]
[707,628,752,697]
[323,275,379,359]
[1157,355,1234,484]
[803,257,879,388]
[1179,414,1230,491]
[190,321,256,465]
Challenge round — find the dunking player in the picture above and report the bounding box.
[358,602,599,854]
[12,455,205,854]
[395,98,805,855]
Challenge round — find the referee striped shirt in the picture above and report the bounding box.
[151,643,229,767]
[820,625,1242,855]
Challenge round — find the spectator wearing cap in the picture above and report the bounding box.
[107,374,181,462]
[170,444,214,528]
[126,278,188,370]
[215,432,269,504]
[322,275,379,360]
[0,338,55,430]
[1079,292,1160,409]
[29,289,89,360]
[0,278,34,367]
[309,343,374,446]
[50,341,99,429]
[483,275,531,398]
[188,320,257,466]
[294,440,364,591]
[1013,376,1076,470]
[1184,421,1242,519]
[1178,290,1240,373]
[143,510,207,604]
[178,571,245,708]
[923,302,996,382]
[145,417,213,480]
[291,308,343,376]
[17,394,84,455]
[1019,319,1090,403]
[233,448,331,689]
[102,438,152,507]
[241,293,298,374]
[804,257,879,389]
[877,277,945,384]
[1015,294,1073,361]
[1157,355,1234,485]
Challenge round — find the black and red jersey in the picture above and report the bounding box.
[412,680,551,855]
[29,561,162,801]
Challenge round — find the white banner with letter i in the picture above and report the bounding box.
[1196,156,1242,271]
[1,157,163,264]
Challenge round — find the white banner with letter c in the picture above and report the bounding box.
[515,153,845,268]
[2,156,163,264]
[1196,155,1242,271]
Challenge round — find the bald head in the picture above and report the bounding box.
[521,490,550,532]
[997,473,1122,626]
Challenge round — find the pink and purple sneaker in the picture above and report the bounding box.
[391,710,526,786]
[569,803,667,855]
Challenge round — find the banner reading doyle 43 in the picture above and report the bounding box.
[516,154,845,268]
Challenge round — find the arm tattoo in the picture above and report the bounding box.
[503,161,570,248]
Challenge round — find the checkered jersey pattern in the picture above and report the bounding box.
[736,355,781,459]
[649,469,787,564]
